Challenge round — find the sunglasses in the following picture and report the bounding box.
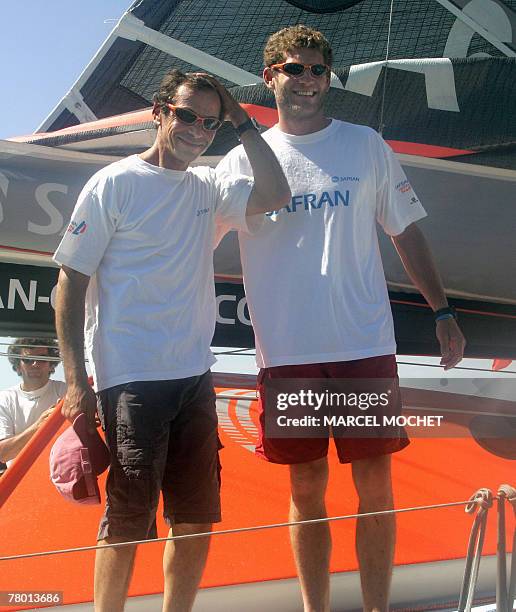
[165,104,222,131]
[270,62,329,78]
[20,357,50,365]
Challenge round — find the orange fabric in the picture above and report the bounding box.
[0,388,513,610]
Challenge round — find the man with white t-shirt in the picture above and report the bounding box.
[53,70,289,612]
[217,26,465,612]
[0,338,65,468]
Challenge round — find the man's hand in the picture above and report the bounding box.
[194,73,248,126]
[436,318,466,370]
[62,383,98,432]
[34,406,55,429]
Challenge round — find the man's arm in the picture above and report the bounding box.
[55,265,97,429]
[0,407,54,463]
[204,77,291,216]
[238,126,291,216]
[391,222,466,370]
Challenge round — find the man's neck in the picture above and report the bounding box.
[278,113,331,136]
[20,379,49,393]
[139,143,188,171]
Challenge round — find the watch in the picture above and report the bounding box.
[434,306,458,322]
[235,117,258,139]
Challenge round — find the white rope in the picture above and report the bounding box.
[0,499,470,562]
[0,342,58,348]
[378,0,395,135]
[0,351,61,363]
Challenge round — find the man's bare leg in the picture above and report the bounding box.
[94,538,137,612]
[289,457,331,612]
[162,522,212,612]
[352,454,395,612]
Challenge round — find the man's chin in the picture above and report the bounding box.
[176,144,209,165]
[287,104,323,119]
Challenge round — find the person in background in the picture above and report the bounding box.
[0,337,65,467]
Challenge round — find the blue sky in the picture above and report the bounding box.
[0,0,261,391]
[0,1,132,387]
[0,0,132,140]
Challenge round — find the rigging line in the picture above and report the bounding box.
[213,350,256,356]
[0,351,90,364]
[390,299,516,321]
[396,361,516,375]
[0,346,512,374]
[212,348,257,356]
[0,343,59,348]
[0,500,471,562]
[378,0,395,135]
[0,352,61,363]
[216,355,516,375]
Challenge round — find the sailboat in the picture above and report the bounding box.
[0,1,515,610]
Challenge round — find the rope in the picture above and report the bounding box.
[0,351,62,363]
[0,499,470,562]
[378,0,395,135]
[2,343,514,375]
[498,485,516,612]
[458,488,493,612]
[498,490,509,611]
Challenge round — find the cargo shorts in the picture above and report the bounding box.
[96,371,221,541]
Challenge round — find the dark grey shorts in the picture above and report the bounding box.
[96,371,221,542]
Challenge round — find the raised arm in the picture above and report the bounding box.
[204,77,291,216]
[0,407,55,463]
[55,265,97,429]
[391,222,466,370]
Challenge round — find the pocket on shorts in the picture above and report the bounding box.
[116,445,153,473]
[114,445,156,511]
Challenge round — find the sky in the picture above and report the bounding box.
[0,1,133,387]
[0,0,133,140]
[0,0,264,389]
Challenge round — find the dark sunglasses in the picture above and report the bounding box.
[165,103,222,131]
[20,357,50,364]
[270,62,329,78]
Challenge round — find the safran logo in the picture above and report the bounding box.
[331,176,360,183]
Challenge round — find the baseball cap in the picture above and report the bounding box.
[49,413,110,504]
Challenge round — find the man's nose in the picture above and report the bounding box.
[298,69,316,84]
[190,119,208,137]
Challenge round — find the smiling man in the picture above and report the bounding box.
[53,70,289,612]
[0,338,65,468]
[218,25,465,612]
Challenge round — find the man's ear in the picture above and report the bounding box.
[263,67,275,91]
[323,71,331,94]
[152,102,161,127]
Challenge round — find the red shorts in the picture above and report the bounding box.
[256,355,409,464]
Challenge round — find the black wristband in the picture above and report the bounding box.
[235,117,258,138]
[434,306,458,322]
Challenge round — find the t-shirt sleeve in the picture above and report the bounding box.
[213,151,262,246]
[373,132,427,236]
[53,173,118,275]
[0,399,14,440]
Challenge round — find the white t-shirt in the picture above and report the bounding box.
[0,379,67,466]
[217,120,427,368]
[54,155,254,391]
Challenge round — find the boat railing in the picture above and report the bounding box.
[0,398,65,509]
